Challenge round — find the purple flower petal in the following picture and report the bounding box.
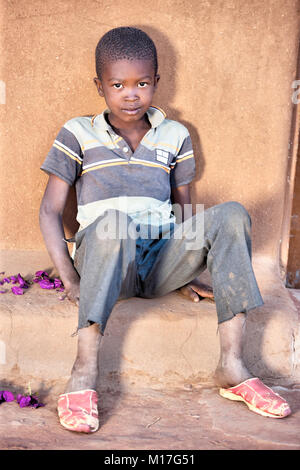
[54,278,62,288]
[10,276,18,284]
[22,397,31,407]
[30,396,45,408]
[0,390,14,403]
[0,289,7,294]
[35,270,49,278]
[17,394,44,408]
[3,277,11,283]
[21,397,31,408]
[11,286,24,295]
[38,279,54,289]
[17,273,28,288]
[17,395,31,407]
[3,391,14,402]
[35,270,45,277]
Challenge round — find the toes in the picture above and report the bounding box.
[180,286,199,302]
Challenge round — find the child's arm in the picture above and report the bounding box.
[39,174,80,305]
[171,184,191,219]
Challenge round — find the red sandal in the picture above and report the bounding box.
[219,378,291,418]
[57,389,99,433]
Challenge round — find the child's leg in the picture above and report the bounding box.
[139,201,264,387]
[65,322,101,393]
[75,209,138,334]
[66,209,138,393]
[214,313,251,388]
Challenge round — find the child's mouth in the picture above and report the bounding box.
[122,107,141,115]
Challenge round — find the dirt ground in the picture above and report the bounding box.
[1,252,300,451]
[1,376,300,451]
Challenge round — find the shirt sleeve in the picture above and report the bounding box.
[170,131,196,188]
[40,125,83,186]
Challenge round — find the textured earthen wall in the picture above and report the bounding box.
[0,0,299,264]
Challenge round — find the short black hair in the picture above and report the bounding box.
[95,27,158,79]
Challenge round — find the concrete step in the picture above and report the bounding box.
[0,250,300,391]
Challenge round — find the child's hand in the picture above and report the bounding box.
[178,278,214,303]
[63,278,80,307]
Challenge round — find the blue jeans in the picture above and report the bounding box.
[73,201,264,335]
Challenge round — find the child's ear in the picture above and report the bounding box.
[154,74,160,90]
[93,77,104,97]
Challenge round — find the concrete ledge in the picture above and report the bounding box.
[0,280,219,389]
[0,250,299,391]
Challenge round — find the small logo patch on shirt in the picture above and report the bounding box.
[156,149,169,164]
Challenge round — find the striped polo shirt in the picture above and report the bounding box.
[41,106,195,231]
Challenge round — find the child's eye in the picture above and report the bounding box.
[138,82,148,88]
[113,83,123,89]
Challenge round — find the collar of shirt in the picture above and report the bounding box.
[91,105,166,132]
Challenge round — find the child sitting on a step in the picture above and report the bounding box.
[39,27,291,433]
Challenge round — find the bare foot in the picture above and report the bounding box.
[64,323,101,393]
[214,313,253,388]
[179,278,214,303]
[214,358,253,389]
[64,360,98,393]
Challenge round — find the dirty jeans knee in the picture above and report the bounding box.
[206,201,262,323]
[219,201,251,230]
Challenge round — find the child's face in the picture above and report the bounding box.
[94,59,159,127]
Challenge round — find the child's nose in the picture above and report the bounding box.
[124,87,139,101]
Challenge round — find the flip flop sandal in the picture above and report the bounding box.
[219,377,291,418]
[57,389,99,433]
